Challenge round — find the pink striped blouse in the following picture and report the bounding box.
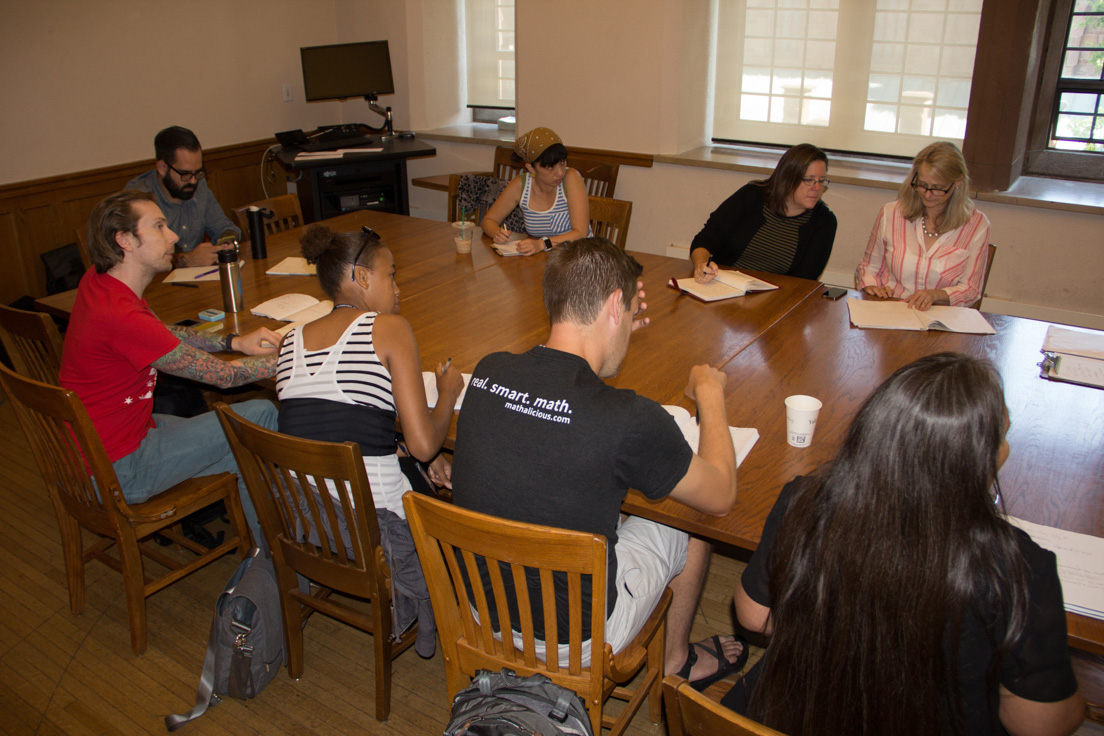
[855,201,990,307]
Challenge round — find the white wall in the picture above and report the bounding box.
[0,0,361,182]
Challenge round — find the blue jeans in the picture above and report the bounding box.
[111,399,278,548]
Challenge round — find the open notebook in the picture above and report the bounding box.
[1007,516,1104,621]
[252,294,332,321]
[670,271,778,302]
[847,299,995,334]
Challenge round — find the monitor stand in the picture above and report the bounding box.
[363,94,394,137]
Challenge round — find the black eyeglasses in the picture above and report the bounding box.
[351,226,378,281]
[911,175,953,196]
[165,162,207,182]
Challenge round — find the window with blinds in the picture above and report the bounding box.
[712,0,982,158]
[465,0,516,109]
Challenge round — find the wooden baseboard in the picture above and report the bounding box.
[0,138,288,305]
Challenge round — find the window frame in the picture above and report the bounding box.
[1026,0,1104,180]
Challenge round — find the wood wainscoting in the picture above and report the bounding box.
[0,138,289,306]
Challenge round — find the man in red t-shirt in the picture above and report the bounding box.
[60,190,280,546]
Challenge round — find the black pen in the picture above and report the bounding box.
[171,282,200,288]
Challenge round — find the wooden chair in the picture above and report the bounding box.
[215,403,416,721]
[74,225,92,270]
[0,364,248,655]
[589,196,633,250]
[569,156,619,198]
[232,194,303,239]
[403,491,670,736]
[663,675,788,736]
[447,173,503,225]
[969,243,997,310]
[0,304,65,385]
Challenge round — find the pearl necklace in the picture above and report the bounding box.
[332,303,360,310]
[921,216,941,239]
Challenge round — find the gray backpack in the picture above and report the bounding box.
[443,669,594,736]
[164,549,286,730]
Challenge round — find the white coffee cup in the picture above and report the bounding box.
[785,394,822,448]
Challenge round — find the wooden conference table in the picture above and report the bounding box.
[38,210,1104,651]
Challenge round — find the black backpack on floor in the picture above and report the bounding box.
[443,668,594,736]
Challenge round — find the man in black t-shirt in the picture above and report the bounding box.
[453,238,745,686]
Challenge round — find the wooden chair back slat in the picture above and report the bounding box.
[215,403,413,721]
[408,491,667,734]
[969,243,997,310]
[233,194,304,239]
[0,364,247,655]
[0,304,65,385]
[588,196,633,250]
[663,675,790,736]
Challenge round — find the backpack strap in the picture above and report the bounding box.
[163,614,223,731]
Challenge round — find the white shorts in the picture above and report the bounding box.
[512,515,688,667]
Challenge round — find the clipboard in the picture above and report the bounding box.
[1038,325,1104,389]
[1038,351,1104,389]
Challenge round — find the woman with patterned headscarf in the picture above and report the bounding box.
[480,127,591,256]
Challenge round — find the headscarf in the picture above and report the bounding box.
[514,127,562,164]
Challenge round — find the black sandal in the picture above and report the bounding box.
[675,634,749,692]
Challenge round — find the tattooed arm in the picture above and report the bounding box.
[151,341,276,388]
[168,325,281,355]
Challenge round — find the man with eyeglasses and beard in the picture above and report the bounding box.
[126,126,241,267]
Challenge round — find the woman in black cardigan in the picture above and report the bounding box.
[690,143,836,282]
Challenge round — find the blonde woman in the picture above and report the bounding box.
[855,142,990,310]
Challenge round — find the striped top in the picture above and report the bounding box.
[519,171,573,238]
[276,312,394,412]
[732,205,813,275]
[275,312,412,517]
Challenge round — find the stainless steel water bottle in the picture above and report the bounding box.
[218,246,244,313]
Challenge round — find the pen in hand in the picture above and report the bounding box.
[443,357,452,372]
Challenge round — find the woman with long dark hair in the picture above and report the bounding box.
[726,353,1083,735]
[690,143,837,282]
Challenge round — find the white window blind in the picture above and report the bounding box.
[712,0,982,158]
[465,0,516,108]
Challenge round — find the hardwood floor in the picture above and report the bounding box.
[0,386,757,735]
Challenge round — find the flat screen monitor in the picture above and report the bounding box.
[301,40,395,102]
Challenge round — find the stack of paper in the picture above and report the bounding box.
[1039,325,1104,389]
[847,299,996,334]
[670,271,778,303]
[662,405,758,466]
[422,371,473,410]
[1007,516,1104,620]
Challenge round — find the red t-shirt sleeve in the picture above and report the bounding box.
[115,305,181,369]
